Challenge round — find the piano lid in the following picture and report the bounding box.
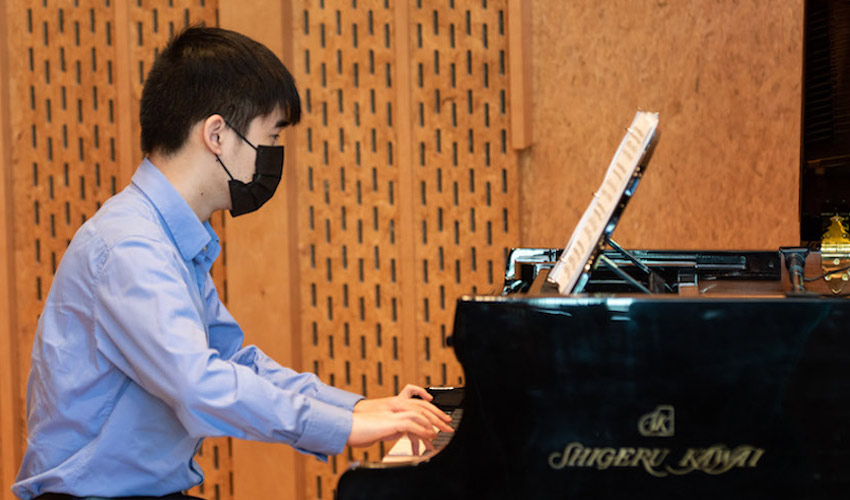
[547,111,659,295]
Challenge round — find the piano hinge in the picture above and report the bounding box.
[820,215,850,294]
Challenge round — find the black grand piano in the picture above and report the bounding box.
[337,6,850,496]
[337,247,850,499]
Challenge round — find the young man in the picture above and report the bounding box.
[12,26,451,500]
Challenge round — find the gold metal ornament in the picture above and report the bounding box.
[820,215,850,294]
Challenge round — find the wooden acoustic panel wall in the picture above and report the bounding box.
[0,1,523,499]
[408,0,518,388]
[0,0,16,492]
[295,3,405,497]
[292,0,519,498]
[0,2,230,500]
[523,0,804,250]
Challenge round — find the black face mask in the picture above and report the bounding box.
[216,124,284,217]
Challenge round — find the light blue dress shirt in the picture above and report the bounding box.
[13,159,362,499]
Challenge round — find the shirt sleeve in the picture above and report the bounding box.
[92,235,351,459]
[230,345,364,410]
[202,274,364,411]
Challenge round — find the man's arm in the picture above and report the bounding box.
[231,345,364,409]
[93,236,351,458]
[201,241,452,450]
[203,281,363,410]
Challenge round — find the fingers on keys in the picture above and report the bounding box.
[396,410,438,442]
[400,384,432,401]
[402,399,453,431]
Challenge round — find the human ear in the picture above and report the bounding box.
[202,114,227,156]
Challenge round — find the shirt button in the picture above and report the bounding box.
[203,246,208,252]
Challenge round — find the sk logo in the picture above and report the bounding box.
[638,405,675,437]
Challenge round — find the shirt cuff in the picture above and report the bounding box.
[313,384,364,411]
[293,398,354,459]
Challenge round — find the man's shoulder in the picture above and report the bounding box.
[73,188,175,260]
[48,187,180,301]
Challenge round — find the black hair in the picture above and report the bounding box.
[140,26,301,155]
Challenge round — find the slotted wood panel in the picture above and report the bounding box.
[292,1,520,497]
[1,1,523,499]
[295,2,404,498]
[3,2,231,500]
[410,0,518,389]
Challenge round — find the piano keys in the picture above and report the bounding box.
[382,387,464,463]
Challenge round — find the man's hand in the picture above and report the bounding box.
[347,384,453,450]
[348,411,437,450]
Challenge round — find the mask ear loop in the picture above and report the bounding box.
[208,113,239,181]
[223,120,259,151]
[212,116,253,180]
[212,115,261,181]
[215,155,236,181]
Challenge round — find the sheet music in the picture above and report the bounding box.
[547,111,659,294]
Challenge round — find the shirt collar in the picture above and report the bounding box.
[131,158,219,263]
